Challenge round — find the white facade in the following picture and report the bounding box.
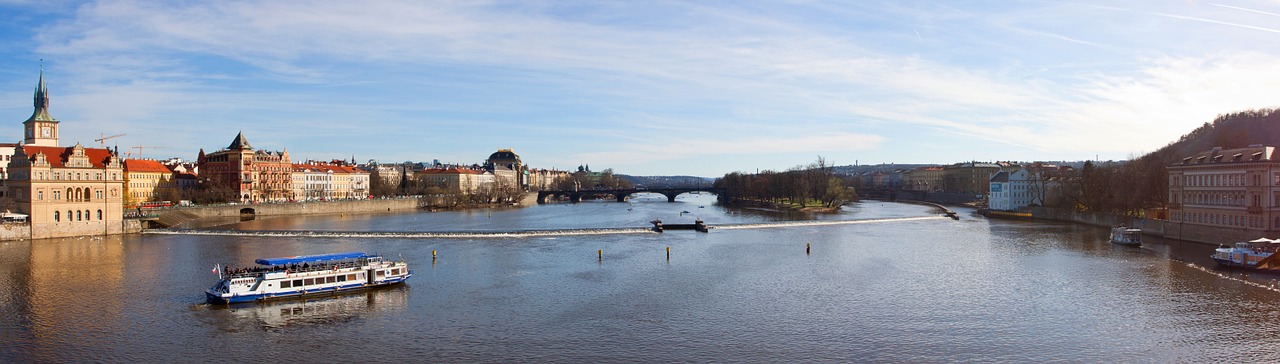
[989,168,1048,211]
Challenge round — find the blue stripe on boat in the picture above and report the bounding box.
[255,252,367,266]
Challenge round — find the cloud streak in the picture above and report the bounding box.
[5,1,1280,175]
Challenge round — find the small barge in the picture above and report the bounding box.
[206,252,411,304]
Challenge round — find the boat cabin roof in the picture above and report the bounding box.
[256,252,367,266]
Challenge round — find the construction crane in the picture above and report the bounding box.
[128,146,165,158]
[94,133,125,148]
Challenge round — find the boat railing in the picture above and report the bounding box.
[223,257,380,279]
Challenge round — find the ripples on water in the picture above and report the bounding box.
[4,196,1280,362]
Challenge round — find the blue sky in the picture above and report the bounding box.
[1,1,1279,176]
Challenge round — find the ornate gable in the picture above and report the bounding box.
[65,143,92,168]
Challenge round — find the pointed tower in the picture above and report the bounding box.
[227,131,253,150]
[24,66,60,147]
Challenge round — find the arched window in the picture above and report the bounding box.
[67,210,72,221]
[97,210,102,220]
[76,210,82,221]
[66,188,73,201]
[54,211,59,222]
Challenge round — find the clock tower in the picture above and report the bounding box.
[23,67,59,147]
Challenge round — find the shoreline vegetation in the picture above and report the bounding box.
[713,157,857,212]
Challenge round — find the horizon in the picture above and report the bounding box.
[3,1,1279,176]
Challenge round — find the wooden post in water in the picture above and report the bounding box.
[806,243,810,255]
[666,246,670,260]
[598,249,603,262]
[432,250,437,261]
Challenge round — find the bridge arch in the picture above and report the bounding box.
[239,208,256,221]
[536,187,724,204]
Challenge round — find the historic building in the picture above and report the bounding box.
[292,161,370,201]
[1167,145,1280,234]
[485,148,524,189]
[197,132,293,202]
[124,159,178,207]
[5,70,126,238]
[943,162,1000,195]
[905,166,944,192]
[526,168,568,191]
[416,167,492,194]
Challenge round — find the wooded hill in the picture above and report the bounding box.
[1077,108,1280,213]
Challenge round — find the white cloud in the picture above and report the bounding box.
[12,0,1280,174]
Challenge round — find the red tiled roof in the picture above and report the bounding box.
[416,167,483,175]
[124,159,171,173]
[293,163,367,174]
[22,145,116,168]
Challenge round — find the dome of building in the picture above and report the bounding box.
[487,149,521,163]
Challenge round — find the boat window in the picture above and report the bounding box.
[293,279,302,287]
[281,281,292,288]
[304,278,314,286]
[377,270,386,277]
[391,269,399,275]
[347,274,356,281]
[338,275,347,282]
[326,276,336,283]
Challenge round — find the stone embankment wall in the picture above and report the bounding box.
[0,223,29,240]
[1024,207,1252,246]
[159,197,429,226]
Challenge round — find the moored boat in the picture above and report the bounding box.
[1211,238,1280,271]
[206,252,411,304]
[1109,226,1142,246]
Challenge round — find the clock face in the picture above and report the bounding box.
[41,127,51,137]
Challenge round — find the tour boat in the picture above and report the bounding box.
[1109,226,1142,247]
[206,252,412,304]
[1211,238,1280,271]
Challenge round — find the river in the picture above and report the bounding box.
[2,193,1280,362]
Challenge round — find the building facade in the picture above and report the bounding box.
[124,159,178,207]
[944,162,1000,195]
[5,70,125,238]
[905,166,945,192]
[292,161,369,201]
[485,149,524,189]
[1167,146,1280,234]
[197,132,293,202]
[416,167,491,194]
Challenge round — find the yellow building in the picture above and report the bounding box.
[6,70,125,238]
[124,159,178,207]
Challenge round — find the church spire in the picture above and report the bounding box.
[26,61,56,124]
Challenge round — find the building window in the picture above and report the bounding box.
[54,211,59,222]
[97,210,102,220]
[37,191,43,200]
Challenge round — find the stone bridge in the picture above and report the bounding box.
[536,187,723,204]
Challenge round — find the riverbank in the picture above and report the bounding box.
[718,197,842,213]
[989,206,1250,247]
[149,194,537,229]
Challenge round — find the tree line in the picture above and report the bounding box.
[714,157,857,209]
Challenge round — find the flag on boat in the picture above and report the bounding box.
[211,264,219,274]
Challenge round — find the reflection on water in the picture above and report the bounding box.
[8,196,1280,362]
[212,285,409,331]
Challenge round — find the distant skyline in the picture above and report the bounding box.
[2,1,1279,176]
